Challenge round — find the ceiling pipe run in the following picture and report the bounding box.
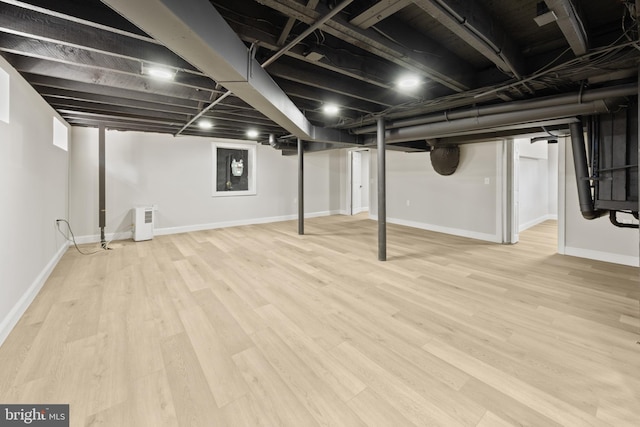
[354,83,637,134]
[545,0,589,56]
[368,100,613,144]
[569,120,607,220]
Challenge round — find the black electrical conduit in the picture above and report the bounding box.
[610,211,640,229]
[569,121,608,220]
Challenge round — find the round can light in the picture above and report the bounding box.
[199,120,213,129]
[323,104,340,115]
[397,75,421,90]
[147,67,174,80]
[247,129,259,138]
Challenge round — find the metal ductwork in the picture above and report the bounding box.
[101,0,359,146]
[587,98,639,228]
[569,120,607,220]
[430,145,460,175]
[269,136,298,151]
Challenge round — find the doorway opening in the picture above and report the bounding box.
[505,137,560,249]
[348,149,370,215]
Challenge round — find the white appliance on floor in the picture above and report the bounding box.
[133,206,154,241]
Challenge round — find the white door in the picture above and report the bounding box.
[352,151,363,214]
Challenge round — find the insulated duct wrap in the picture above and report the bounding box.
[569,121,607,220]
[430,146,460,176]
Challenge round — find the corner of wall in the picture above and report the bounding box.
[0,243,68,347]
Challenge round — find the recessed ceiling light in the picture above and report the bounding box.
[247,129,259,138]
[199,120,213,129]
[145,66,175,80]
[323,104,339,115]
[397,75,422,90]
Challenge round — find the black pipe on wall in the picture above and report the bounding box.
[569,121,608,220]
[610,211,639,228]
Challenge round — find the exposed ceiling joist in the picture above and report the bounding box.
[545,0,588,56]
[65,117,180,131]
[43,89,281,128]
[266,59,396,107]
[278,0,319,45]
[412,0,524,78]
[349,0,412,29]
[26,74,210,107]
[101,0,310,139]
[57,109,184,125]
[4,53,218,101]
[0,0,147,38]
[47,98,193,122]
[65,116,256,139]
[275,79,381,115]
[256,0,473,92]
[227,19,401,91]
[0,0,633,149]
[39,87,199,116]
[0,33,219,91]
[0,1,196,71]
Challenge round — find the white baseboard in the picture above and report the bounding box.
[369,215,501,243]
[564,247,639,267]
[156,210,341,235]
[74,210,343,242]
[0,242,69,347]
[352,207,369,215]
[519,214,558,232]
[74,230,132,245]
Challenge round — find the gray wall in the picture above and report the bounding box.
[369,141,503,242]
[0,56,69,345]
[69,128,346,240]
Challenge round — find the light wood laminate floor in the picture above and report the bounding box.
[1,215,638,426]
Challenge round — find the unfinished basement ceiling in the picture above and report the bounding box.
[0,0,638,150]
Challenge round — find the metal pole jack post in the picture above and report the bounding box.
[298,138,304,235]
[377,117,386,261]
[98,124,107,249]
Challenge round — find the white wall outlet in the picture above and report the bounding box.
[152,204,158,211]
[406,200,410,207]
[484,177,491,185]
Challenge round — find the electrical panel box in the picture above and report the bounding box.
[133,206,154,241]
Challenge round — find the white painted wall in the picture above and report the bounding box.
[0,56,69,346]
[69,128,346,240]
[370,141,503,242]
[562,137,638,266]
